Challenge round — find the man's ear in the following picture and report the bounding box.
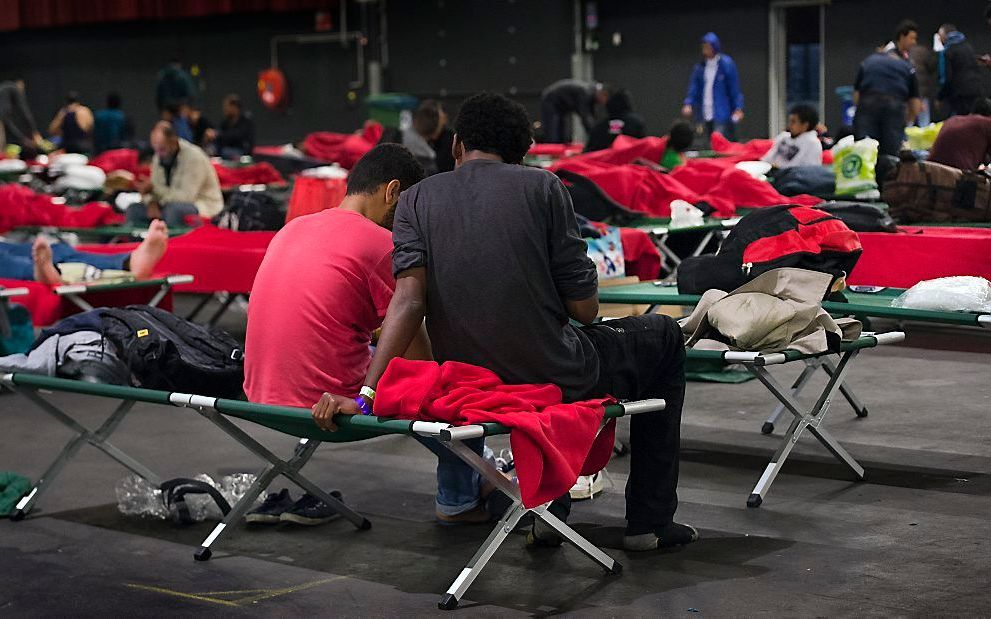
[385,179,402,205]
[452,134,464,162]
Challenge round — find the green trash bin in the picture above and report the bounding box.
[366,93,419,128]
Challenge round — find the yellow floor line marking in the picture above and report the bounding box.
[126,576,346,607]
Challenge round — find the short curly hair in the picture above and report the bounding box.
[454,92,532,164]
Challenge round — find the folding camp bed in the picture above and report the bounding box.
[54,274,194,312]
[599,280,984,433]
[629,217,737,277]
[687,332,905,507]
[1,372,664,610]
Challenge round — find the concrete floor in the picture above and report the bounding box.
[1,295,990,615]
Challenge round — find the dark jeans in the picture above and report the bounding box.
[126,202,199,228]
[703,120,735,143]
[854,95,906,157]
[0,241,128,280]
[541,100,572,144]
[552,314,687,528]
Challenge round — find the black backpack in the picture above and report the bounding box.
[814,201,897,233]
[216,190,285,231]
[100,305,244,398]
[677,205,863,294]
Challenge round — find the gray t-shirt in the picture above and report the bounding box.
[392,158,599,400]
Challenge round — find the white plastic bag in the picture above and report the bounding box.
[116,472,260,521]
[670,199,706,229]
[832,135,879,198]
[891,276,991,313]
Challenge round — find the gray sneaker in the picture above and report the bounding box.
[245,488,294,524]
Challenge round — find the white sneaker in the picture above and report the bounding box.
[569,471,607,500]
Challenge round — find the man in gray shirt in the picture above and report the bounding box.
[314,93,696,551]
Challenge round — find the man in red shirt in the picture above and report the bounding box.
[928,98,991,171]
[244,143,429,524]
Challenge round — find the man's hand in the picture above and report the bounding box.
[311,392,360,431]
[681,104,693,119]
[146,202,162,220]
[134,177,152,193]
[979,54,991,67]
[732,109,745,123]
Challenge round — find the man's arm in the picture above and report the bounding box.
[364,268,428,389]
[566,295,599,326]
[403,321,432,361]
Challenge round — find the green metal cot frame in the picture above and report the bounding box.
[0,286,29,338]
[629,217,738,278]
[54,274,194,312]
[599,280,988,433]
[0,372,664,611]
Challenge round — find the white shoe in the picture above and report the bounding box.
[569,471,607,500]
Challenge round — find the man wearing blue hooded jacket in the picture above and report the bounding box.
[682,32,745,142]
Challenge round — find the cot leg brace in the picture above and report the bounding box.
[5,386,162,521]
[760,356,868,435]
[180,404,372,561]
[745,349,866,508]
[653,229,718,278]
[57,278,179,312]
[430,421,631,610]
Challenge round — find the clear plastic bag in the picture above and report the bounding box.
[670,199,706,229]
[115,472,260,521]
[891,276,991,313]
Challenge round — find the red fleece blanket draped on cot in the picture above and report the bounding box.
[375,359,617,509]
[550,134,823,218]
[0,184,123,233]
[302,122,384,169]
[92,149,286,190]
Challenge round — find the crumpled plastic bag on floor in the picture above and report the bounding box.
[116,473,259,521]
[892,276,991,313]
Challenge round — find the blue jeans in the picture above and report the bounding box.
[126,202,200,228]
[414,436,486,516]
[0,241,128,281]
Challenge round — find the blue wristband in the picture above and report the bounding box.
[355,395,373,416]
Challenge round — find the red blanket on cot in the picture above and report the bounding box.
[302,122,384,169]
[0,184,123,233]
[850,226,991,288]
[375,359,616,509]
[79,225,272,295]
[551,134,823,218]
[91,149,285,190]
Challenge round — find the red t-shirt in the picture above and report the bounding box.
[244,208,395,407]
[928,115,991,171]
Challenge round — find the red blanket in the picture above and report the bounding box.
[375,359,616,509]
[850,226,991,288]
[212,162,285,190]
[89,148,148,178]
[302,122,384,170]
[80,225,274,295]
[551,135,822,218]
[527,143,584,158]
[0,184,123,233]
[286,176,348,223]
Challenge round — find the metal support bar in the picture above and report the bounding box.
[434,434,619,610]
[189,409,370,560]
[11,390,160,519]
[745,348,865,507]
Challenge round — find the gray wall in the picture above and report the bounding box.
[2,0,989,147]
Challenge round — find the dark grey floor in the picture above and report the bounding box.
[1,295,990,615]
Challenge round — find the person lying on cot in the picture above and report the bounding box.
[0,220,169,285]
[243,143,441,525]
[313,92,698,551]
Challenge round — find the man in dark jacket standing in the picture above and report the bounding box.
[540,79,609,143]
[853,49,921,157]
[937,24,984,118]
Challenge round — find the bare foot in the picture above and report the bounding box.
[31,236,64,285]
[129,220,169,279]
